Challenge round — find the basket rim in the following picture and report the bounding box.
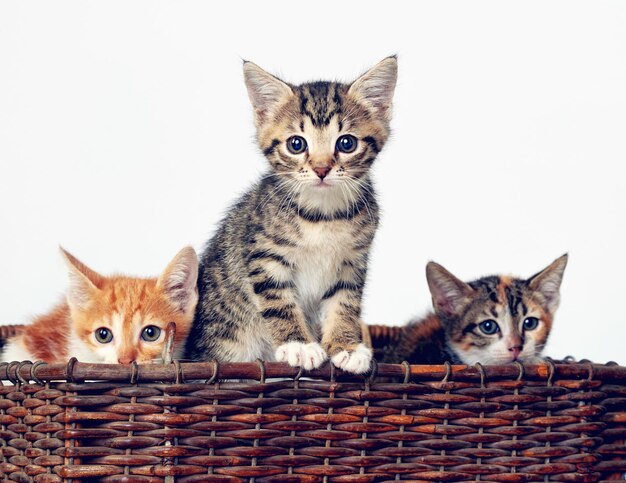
[1,359,625,384]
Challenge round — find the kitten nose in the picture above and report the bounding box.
[508,345,523,360]
[118,356,135,364]
[313,166,331,180]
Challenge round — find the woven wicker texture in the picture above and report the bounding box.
[0,325,624,482]
[0,325,23,341]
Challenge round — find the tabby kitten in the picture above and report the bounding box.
[2,247,198,364]
[386,255,568,365]
[185,57,397,373]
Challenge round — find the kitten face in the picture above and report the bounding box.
[62,247,198,364]
[426,255,568,365]
[243,57,397,213]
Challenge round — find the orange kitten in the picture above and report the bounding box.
[2,247,198,364]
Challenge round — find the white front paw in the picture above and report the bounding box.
[331,343,372,374]
[275,342,327,370]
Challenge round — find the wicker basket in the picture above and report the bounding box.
[0,324,624,482]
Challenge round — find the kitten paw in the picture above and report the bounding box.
[331,343,372,374]
[275,342,327,370]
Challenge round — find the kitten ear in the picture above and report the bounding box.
[243,61,293,125]
[426,261,474,319]
[348,56,398,121]
[60,248,104,310]
[157,246,199,314]
[527,254,568,314]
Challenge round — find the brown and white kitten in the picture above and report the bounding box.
[386,255,568,365]
[2,247,198,364]
[185,57,397,373]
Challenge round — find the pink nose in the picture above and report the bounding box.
[509,346,522,360]
[313,166,331,179]
[118,356,135,365]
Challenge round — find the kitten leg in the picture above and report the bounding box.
[319,257,373,374]
[321,292,372,374]
[251,265,327,369]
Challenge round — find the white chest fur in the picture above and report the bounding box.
[2,338,34,363]
[292,220,354,324]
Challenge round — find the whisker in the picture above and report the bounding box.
[342,178,368,221]
[256,176,295,213]
[343,176,375,222]
[276,179,302,218]
[338,182,351,218]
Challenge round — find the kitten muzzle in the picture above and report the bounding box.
[507,333,524,361]
[117,349,139,365]
[509,346,522,360]
[313,166,331,180]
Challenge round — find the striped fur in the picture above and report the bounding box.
[185,57,397,373]
[385,255,568,365]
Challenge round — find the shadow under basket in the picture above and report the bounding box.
[0,324,624,483]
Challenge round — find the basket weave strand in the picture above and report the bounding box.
[0,325,23,341]
[0,324,624,482]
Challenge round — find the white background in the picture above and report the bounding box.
[1,1,624,363]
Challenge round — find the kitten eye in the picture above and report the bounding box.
[287,136,307,154]
[95,328,113,344]
[141,325,162,342]
[478,319,500,335]
[523,317,539,331]
[336,135,357,153]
